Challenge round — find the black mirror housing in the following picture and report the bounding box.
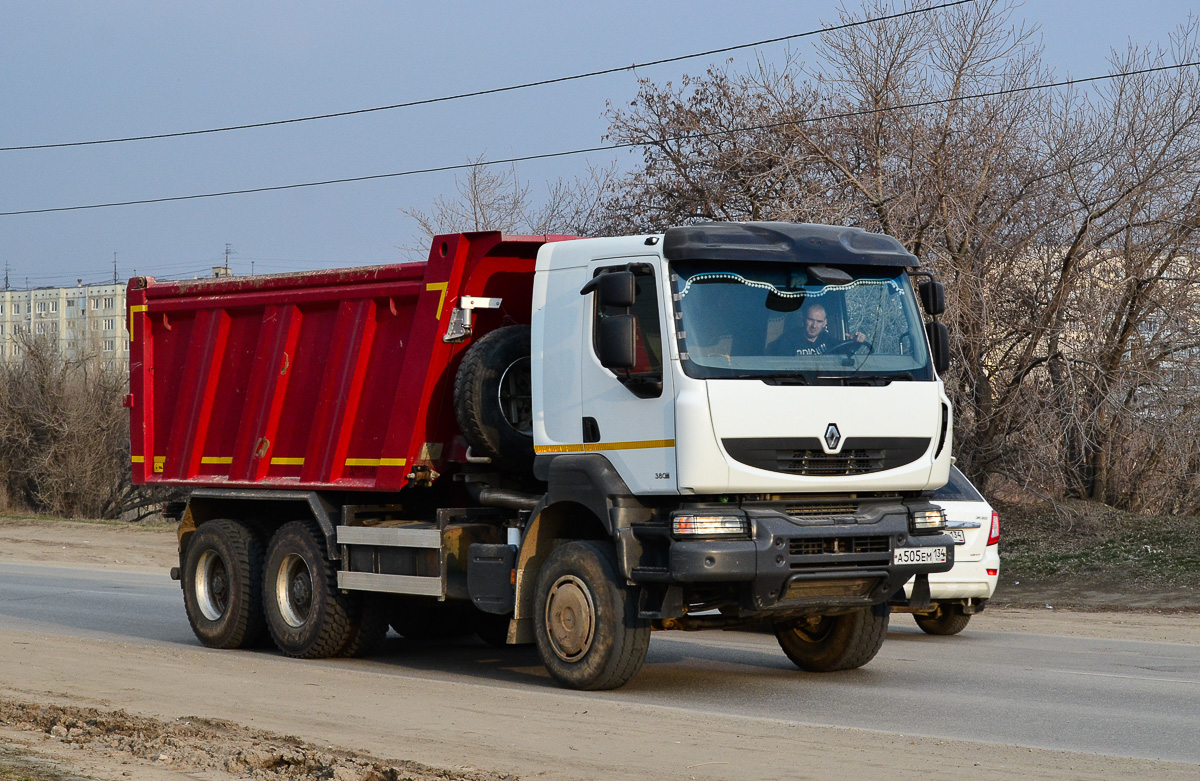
[597,314,636,369]
[919,280,946,316]
[926,321,950,374]
[597,271,636,308]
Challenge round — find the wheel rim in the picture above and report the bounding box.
[544,575,596,662]
[275,553,313,628]
[497,356,533,435]
[195,549,229,621]
[789,615,835,644]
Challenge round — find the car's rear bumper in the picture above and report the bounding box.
[902,548,999,600]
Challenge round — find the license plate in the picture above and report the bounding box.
[949,530,966,544]
[893,547,947,565]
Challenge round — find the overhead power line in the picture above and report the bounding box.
[0,0,977,153]
[2,58,1197,218]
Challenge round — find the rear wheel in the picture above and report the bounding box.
[533,541,650,690]
[914,603,971,636]
[182,519,266,649]
[263,521,355,658]
[774,607,889,672]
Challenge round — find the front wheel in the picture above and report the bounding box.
[775,607,889,672]
[263,521,355,658]
[182,519,266,649]
[533,541,650,690]
[914,603,971,636]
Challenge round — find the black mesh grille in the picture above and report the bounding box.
[723,437,930,476]
[784,503,859,518]
[789,536,890,557]
[780,449,878,475]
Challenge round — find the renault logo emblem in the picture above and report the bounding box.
[824,423,841,451]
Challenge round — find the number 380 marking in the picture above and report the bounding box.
[655,472,670,480]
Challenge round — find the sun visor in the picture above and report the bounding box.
[662,222,919,267]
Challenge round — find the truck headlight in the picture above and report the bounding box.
[672,514,749,538]
[909,508,946,533]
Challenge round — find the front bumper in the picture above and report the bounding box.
[636,501,954,614]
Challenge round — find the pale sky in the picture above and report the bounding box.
[1,1,1196,288]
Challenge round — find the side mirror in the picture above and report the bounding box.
[581,271,637,307]
[597,314,636,369]
[597,271,636,308]
[919,280,946,316]
[926,321,950,374]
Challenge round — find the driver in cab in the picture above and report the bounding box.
[789,303,865,356]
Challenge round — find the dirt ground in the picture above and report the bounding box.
[2,517,1199,781]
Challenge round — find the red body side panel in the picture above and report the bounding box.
[127,232,568,492]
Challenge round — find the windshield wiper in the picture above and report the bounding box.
[840,372,915,386]
[761,374,810,385]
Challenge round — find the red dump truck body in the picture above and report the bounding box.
[127,232,566,492]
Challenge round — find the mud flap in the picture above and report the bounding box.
[908,574,932,609]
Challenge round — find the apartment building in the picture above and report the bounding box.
[0,282,128,367]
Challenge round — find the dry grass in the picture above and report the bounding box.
[994,500,1200,608]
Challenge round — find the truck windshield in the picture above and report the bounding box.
[671,261,932,381]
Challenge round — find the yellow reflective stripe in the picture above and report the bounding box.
[535,439,675,454]
[587,439,675,452]
[426,282,448,320]
[129,304,147,342]
[142,455,405,468]
[534,444,585,454]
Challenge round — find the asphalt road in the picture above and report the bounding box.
[2,561,1198,765]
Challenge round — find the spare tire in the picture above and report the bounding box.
[454,324,534,468]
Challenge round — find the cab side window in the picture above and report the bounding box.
[593,268,663,397]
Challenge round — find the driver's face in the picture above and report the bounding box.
[804,308,827,341]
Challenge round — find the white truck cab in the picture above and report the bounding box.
[532,222,953,495]
[520,223,956,687]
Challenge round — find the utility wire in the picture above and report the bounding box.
[0,0,977,153]
[2,58,1197,218]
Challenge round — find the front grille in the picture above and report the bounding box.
[722,437,930,476]
[785,503,858,519]
[789,535,890,557]
[780,449,877,475]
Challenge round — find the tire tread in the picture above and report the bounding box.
[775,607,889,672]
[183,518,266,650]
[914,605,971,636]
[534,540,650,690]
[264,520,354,659]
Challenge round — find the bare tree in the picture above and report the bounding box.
[596,0,1200,509]
[0,334,174,520]
[400,154,620,257]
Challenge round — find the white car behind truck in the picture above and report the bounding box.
[893,466,1000,634]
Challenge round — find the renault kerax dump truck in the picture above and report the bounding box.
[128,222,955,690]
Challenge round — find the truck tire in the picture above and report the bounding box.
[454,324,534,467]
[182,519,267,649]
[533,540,650,690]
[263,520,355,659]
[339,594,390,658]
[914,603,971,636]
[774,607,889,672]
